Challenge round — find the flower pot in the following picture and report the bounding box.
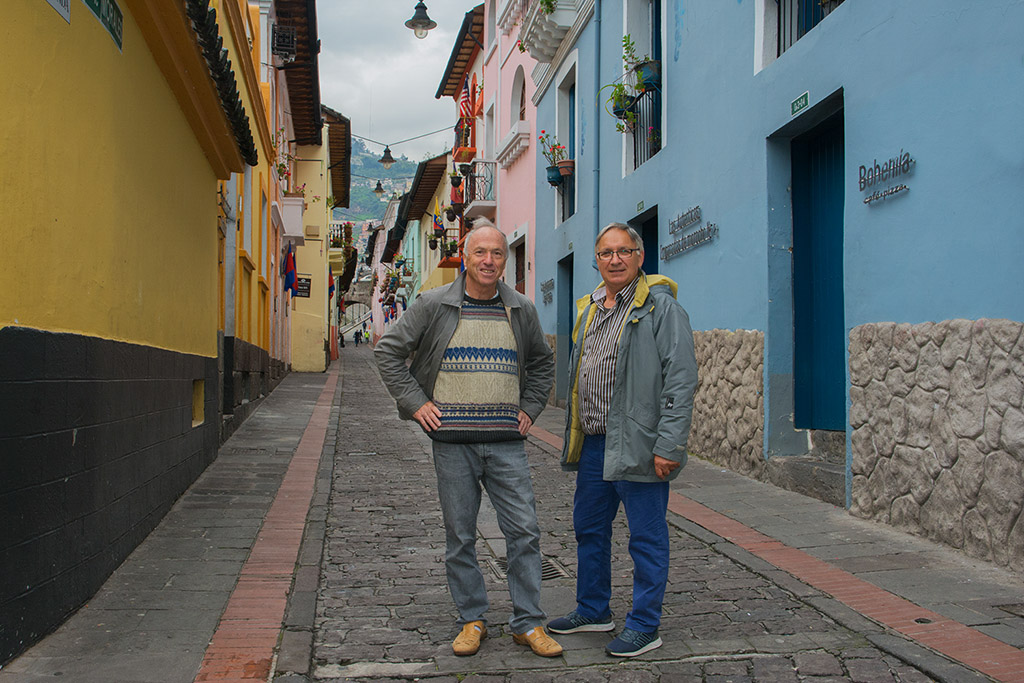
[445,208,457,222]
[459,163,473,176]
[428,238,438,250]
[612,94,637,119]
[450,175,462,188]
[556,159,575,176]
[546,165,563,186]
[433,227,445,238]
[634,60,661,92]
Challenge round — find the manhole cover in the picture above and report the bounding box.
[487,556,571,581]
[996,604,1024,617]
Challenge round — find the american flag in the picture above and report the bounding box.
[459,78,472,118]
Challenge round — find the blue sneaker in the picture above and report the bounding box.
[546,610,615,634]
[605,627,662,657]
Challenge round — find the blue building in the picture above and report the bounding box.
[522,0,1024,570]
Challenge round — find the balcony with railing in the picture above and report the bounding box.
[463,159,497,219]
[629,87,661,170]
[778,0,845,55]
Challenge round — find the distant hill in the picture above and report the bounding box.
[333,139,421,222]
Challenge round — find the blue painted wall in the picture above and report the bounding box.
[534,0,1024,336]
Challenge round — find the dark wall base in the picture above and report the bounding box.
[219,336,287,444]
[0,327,218,665]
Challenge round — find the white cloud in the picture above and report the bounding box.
[318,1,476,162]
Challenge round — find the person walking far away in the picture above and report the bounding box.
[353,329,361,346]
[547,222,698,658]
[375,221,562,658]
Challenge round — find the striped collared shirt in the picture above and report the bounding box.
[578,275,641,434]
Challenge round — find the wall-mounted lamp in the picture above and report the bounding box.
[405,1,437,39]
[379,145,396,169]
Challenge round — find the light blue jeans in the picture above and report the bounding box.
[432,439,545,634]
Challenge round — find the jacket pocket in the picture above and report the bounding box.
[617,412,658,476]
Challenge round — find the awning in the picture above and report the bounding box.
[380,224,407,264]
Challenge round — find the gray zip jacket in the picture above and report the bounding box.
[561,273,698,482]
[374,271,555,424]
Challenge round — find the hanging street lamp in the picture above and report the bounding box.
[405,2,437,39]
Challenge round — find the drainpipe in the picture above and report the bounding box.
[592,0,602,251]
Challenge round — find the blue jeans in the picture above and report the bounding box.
[432,439,545,633]
[574,434,669,632]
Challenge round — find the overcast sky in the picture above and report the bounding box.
[318,1,478,162]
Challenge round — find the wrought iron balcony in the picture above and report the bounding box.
[464,159,497,219]
[630,87,661,169]
[778,0,845,55]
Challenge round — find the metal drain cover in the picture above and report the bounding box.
[487,556,572,581]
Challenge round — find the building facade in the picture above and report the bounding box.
[1,0,248,662]
[527,0,1024,569]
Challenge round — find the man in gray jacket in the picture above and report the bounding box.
[375,222,562,658]
[547,223,698,657]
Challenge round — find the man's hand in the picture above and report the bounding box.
[517,410,533,436]
[413,401,443,432]
[654,455,680,480]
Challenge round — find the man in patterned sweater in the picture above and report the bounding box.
[375,222,561,658]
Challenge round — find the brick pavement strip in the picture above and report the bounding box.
[292,346,982,682]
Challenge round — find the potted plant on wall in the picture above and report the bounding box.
[539,130,572,185]
[449,172,462,188]
[428,237,438,250]
[621,34,660,92]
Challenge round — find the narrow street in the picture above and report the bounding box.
[4,345,1023,682]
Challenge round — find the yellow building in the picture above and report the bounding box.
[408,153,461,293]
[0,0,342,663]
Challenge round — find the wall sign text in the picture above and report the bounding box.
[859,150,915,205]
[540,279,554,304]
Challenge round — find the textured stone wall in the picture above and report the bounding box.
[691,330,766,477]
[849,319,1024,571]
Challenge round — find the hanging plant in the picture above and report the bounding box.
[428,238,438,250]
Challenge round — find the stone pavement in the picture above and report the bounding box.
[279,347,1023,682]
[3,344,1023,682]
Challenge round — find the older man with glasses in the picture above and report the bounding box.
[547,222,698,657]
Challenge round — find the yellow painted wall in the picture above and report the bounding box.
[1,1,218,357]
[219,0,273,351]
[290,144,331,371]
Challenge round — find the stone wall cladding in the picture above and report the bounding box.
[849,318,1024,571]
[691,329,765,478]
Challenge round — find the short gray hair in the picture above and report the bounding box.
[464,219,509,257]
[596,222,644,253]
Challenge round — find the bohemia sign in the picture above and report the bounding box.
[859,149,915,205]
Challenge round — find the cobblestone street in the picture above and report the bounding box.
[278,347,1014,682]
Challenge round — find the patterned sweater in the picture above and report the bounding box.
[430,296,522,443]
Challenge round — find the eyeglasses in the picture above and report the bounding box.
[596,247,640,261]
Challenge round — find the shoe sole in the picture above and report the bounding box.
[605,636,662,657]
[547,622,615,634]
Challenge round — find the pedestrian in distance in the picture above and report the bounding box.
[375,221,562,658]
[353,330,360,346]
[547,222,698,658]
[364,329,370,344]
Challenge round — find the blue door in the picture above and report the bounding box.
[791,113,845,430]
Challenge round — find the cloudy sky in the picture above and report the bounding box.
[318,1,479,162]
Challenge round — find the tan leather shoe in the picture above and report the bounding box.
[452,621,487,656]
[512,627,563,657]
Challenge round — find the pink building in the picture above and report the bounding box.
[437,2,540,299]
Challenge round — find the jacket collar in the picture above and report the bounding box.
[578,272,679,310]
[441,271,522,308]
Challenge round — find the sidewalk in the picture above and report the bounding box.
[3,345,1023,682]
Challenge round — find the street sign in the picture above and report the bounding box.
[791,91,809,117]
[83,0,123,50]
[44,0,71,22]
